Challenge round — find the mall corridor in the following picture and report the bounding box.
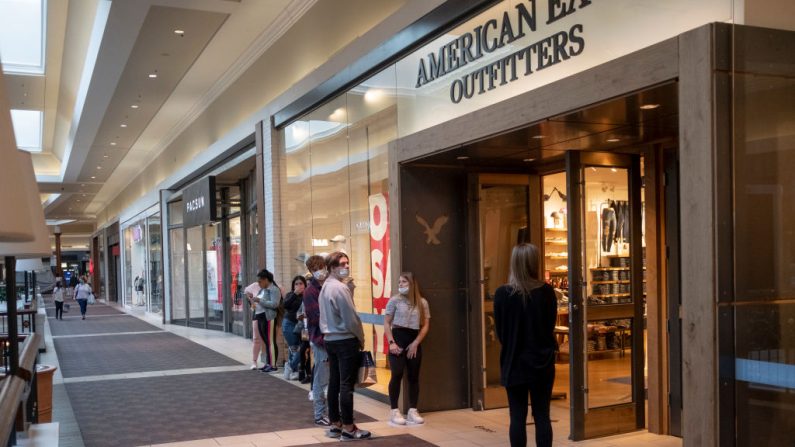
[38,294,680,447]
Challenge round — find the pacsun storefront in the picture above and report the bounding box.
[267,1,794,445]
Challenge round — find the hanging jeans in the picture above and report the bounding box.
[601,207,616,252]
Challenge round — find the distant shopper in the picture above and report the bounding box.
[53,281,66,320]
[320,251,371,441]
[245,280,264,370]
[384,272,430,426]
[74,276,93,320]
[494,243,557,447]
[304,255,330,426]
[282,275,306,380]
[249,269,282,372]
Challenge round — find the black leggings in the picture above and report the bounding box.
[505,365,555,447]
[255,313,276,366]
[55,301,64,319]
[388,328,422,409]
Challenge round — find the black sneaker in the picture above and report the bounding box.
[314,416,331,426]
[326,425,342,438]
[340,425,371,441]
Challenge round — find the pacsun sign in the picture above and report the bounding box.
[183,176,217,227]
[416,0,591,104]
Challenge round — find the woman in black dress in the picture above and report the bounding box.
[494,243,558,447]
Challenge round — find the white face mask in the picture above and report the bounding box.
[313,270,327,281]
[398,287,409,295]
[336,268,350,278]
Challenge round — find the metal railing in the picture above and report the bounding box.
[0,310,37,335]
[0,333,40,447]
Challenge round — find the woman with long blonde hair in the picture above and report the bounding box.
[494,243,557,447]
[384,272,431,426]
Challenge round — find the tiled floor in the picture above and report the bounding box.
[43,298,683,447]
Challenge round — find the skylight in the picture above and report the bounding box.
[0,0,46,74]
[10,109,43,152]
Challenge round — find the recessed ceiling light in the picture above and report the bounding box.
[611,168,618,173]
[76,199,80,202]
[606,138,620,143]
[120,124,127,128]
[523,158,535,162]
[96,166,102,169]
[532,135,545,139]
[131,104,139,109]
[110,142,116,146]
[82,194,86,197]
[640,104,660,110]
[91,176,96,179]
[80,184,85,187]
[456,156,469,160]
[148,73,157,78]
[174,29,185,35]
[103,155,109,158]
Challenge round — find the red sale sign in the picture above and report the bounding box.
[369,192,391,355]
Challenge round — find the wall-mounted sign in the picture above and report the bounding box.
[183,176,217,227]
[394,0,733,137]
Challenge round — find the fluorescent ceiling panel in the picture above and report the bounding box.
[10,109,43,152]
[0,0,45,74]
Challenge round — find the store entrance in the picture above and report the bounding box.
[400,82,681,440]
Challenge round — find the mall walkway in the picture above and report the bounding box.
[40,296,682,447]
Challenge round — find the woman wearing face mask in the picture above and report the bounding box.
[384,272,431,425]
[282,275,307,380]
[319,251,371,441]
[73,276,93,320]
[249,269,282,372]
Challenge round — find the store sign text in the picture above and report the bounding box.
[183,176,217,227]
[416,0,592,104]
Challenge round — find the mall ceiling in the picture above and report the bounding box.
[415,82,679,168]
[3,0,312,250]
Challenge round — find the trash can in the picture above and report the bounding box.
[36,365,57,423]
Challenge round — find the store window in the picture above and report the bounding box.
[280,67,397,395]
[123,220,149,308]
[729,27,795,445]
[148,213,163,313]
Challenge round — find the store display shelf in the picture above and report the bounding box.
[591,293,631,298]
[546,255,568,259]
[544,240,568,245]
[591,280,630,284]
[545,227,568,232]
[591,266,630,271]
[549,270,568,274]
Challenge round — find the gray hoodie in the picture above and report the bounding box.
[255,284,281,321]
[319,276,364,345]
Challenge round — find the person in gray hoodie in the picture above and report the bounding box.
[319,251,371,441]
[250,269,282,372]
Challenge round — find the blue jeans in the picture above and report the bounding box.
[311,342,329,420]
[77,299,88,316]
[281,319,301,371]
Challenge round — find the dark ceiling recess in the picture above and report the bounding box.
[272,0,499,128]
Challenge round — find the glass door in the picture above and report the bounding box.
[475,174,536,409]
[567,151,644,440]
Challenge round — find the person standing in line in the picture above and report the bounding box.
[494,243,558,447]
[384,272,431,426]
[282,275,306,380]
[296,302,312,384]
[319,251,371,441]
[303,255,330,426]
[249,269,282,372]
[244,280,265,370]
[53,280,66,320]
[74,276,93,320]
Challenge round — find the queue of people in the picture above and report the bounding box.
[247,242,554,446]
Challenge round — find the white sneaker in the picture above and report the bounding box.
[407,408,424,424]
[390,408,406,425]
[283,364,292,380]
[308,390,314,401]
[249,363,258,370]
[289,371,299,380]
